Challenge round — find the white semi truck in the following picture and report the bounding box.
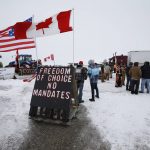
[128,51,150,66]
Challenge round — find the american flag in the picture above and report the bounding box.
[0,17,36,52]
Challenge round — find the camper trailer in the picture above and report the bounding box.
[128,51,150,66]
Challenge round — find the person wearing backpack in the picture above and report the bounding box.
[75,61,87,103]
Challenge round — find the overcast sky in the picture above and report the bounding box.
[0,0,150,66]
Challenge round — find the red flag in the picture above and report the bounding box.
[14,10,73,39]
[57,10,72,33]
[36,18,52,30]
[14,22,32,39]
[0,17,35,52]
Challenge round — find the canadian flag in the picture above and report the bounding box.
[14,10,72,39]
[50,54,54,61]
[44,54,54,62]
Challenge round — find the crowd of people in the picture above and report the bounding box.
[114,61,150,94]
[75,59,150,104]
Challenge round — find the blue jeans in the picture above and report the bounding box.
[126,76,131,90]
[141,78,150,93]
[130,79,140,94]
[77,82,84,102]
[90,82,99,99]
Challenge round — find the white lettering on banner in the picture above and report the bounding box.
[65,92,70,99]
[32,67,73,102]
[39,67,71,75]
[35,74,72,82]
[48,75,72,82]
[47,82,57,89]
[36,75,44,81]
[32,89,71,99]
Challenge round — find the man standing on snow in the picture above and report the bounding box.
[139,61,150,93]
[126,62,133,91]
[129,62,141,95]
[88,60,100,101]
[115,64,122,87]
[100,64,105,82]
[75,61,87,103]
[104,62,111,80]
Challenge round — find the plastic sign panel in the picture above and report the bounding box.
[30,66,74,110]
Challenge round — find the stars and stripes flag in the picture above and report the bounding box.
[0,17,36,52]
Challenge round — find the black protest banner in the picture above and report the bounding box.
[30,66,74,110]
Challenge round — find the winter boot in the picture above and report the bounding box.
[89,98,95,102]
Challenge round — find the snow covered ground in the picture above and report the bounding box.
[83,75,150,150]
[0,74,150,150]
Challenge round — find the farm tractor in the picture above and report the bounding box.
[7,54,42,75]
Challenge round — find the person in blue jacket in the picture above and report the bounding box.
[88,60,100,101]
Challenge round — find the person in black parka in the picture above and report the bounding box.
[139,61,150,93]
[75,61,87,103]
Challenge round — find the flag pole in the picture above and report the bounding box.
[15,49,20,74]
[32,15,39,69]
[35,37,39,68]
[72,8,75,66]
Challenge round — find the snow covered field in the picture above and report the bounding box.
[0,75,150,150]
[83,76,150,150]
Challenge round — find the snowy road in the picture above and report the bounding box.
[0,76,150,150]
[0,79,109,150]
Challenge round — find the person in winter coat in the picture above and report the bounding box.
[0,62,3,68]
[115,64,122,87]
[121,64,126,86]
[101,64,105,82]
[125,62,133,91]
[88,60,100,101]
[139,61,150,93]
[75,61,87,103]
[104,63,111,80]
[129,62,141,94]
